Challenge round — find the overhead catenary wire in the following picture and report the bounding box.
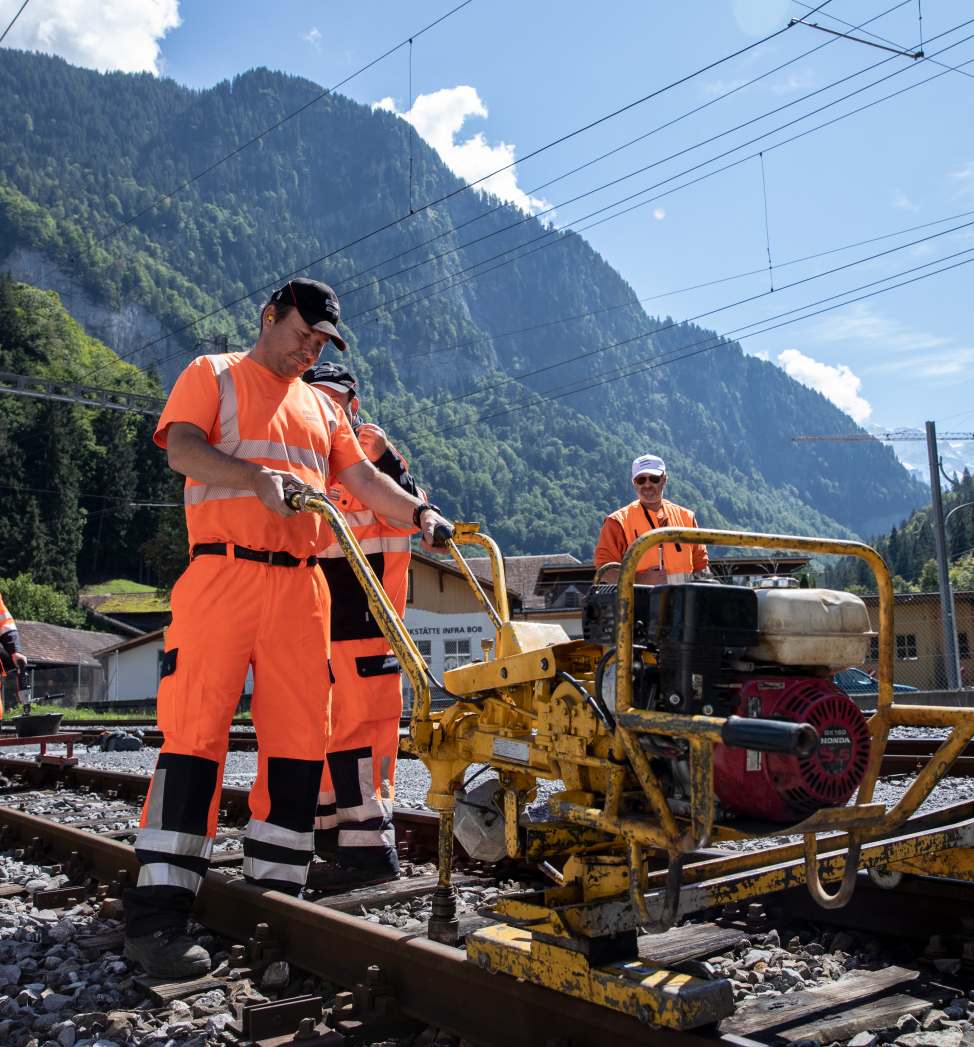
[391,205,974,363]
[79,14,812,384]
[385,215,974,425]
[759,152,774,292]
[339,25,974,337]
[0,0,30,46]
[134,12,974,388]
[794,0,974,79]
[337,12,949,318]
[427,248,974,438]
[326,0,911,301]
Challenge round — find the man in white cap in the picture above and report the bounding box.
[594,453,708,584]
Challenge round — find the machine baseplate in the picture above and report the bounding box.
[466,922,733,1029]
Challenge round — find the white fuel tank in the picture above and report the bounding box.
[744,587,872,671]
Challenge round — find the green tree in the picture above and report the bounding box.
[0,573,85,627]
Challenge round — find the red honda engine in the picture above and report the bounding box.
[712,676,871,822]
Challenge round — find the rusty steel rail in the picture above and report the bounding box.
[0,805,722,1047]
[0,757,443,859]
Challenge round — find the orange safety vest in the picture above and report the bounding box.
[604,499,703,581]
[154,353,365,559]
[0,594,14,636]
[317,442,419,639]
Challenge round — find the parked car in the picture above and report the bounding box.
[833,666,918,697]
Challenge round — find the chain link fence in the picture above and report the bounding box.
[861,590,974,690]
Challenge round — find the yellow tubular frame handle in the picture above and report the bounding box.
[611,527,893,918]
[446,525,510,626]
[287,489,434,721]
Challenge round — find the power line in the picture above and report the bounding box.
[340,25,974,337]
[795,0,974,79]
[0,0,30,46]
[427,249,974,437]
[390,205,974,363]
[327,1,911,302]
[337,12,939,318]
[388,215,974,425]
[79,16,805,384]
[89,0,476,248]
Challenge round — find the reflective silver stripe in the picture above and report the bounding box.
[234,439,327,475]
[137,863,203,893]
[336,756,393,823]
[185,485,257,506]
[340,510,377,528]
[318,789,336,805]
[206,354,241,454]
[0,620,15,635]
[339,827,396,848]
[245,819,314,852]
[314,813,338,830]
[135,828,214,859]
[242,856,308,885]
[666,572,690,584]
[142,767,167,828]
[307,385,340,436]
[318,535,409,558]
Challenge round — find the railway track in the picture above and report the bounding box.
[3,754,974,1044]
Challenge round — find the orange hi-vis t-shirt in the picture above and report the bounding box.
[154,352,366,559]
[0,593,14,637]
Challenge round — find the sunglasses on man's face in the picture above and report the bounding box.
[634,474,664,486]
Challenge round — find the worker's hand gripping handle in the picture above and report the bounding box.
[721,716,818,756]
[431,522,454,547]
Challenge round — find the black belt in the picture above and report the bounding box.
[192,543,318,567]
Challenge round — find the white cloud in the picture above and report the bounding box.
[769,69,815,95]
[1,0,180,74]
[653,208,666,221]
[809,302,950,353]
[303,27,322,49]
[893,191,918,211]
[949,161,974,197]
[372,86,549,215]
[777,348,872,423]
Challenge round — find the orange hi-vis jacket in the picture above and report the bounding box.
[0,594,14,638]
[155,352,365,557]
[594,498,708,582]
[318,441,419,632]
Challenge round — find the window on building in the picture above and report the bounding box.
[562,586,581,609]
[959,632,970,659]
[444,638,471,671]
[869,635,879,661]
[896,633,918,660]
[416,639,432,661]
[407,569,414,605]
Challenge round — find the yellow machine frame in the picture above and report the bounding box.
[288,489,974,1029]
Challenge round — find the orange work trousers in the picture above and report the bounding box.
[125,555,331,936]
[315,636,402,870]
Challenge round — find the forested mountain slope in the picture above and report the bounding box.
[0,51,928,557]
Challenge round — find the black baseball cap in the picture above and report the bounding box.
[269,278,348,351]
[303,361,358,397]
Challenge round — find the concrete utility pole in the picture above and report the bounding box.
[926,420,963,690]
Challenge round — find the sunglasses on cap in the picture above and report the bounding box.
[634,473,664,486]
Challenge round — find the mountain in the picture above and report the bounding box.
[865,424,974,488]
[0,274,173,591]
[0,51,928,560]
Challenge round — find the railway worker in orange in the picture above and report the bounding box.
[123,278,454,979]
[303,362,419,888]
[594,454,709,585]
[0,591,28,718]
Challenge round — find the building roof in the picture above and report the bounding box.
[17,620,122,667]
[468,553,581,610]
[861,589,974,605]
[95,627,166,657]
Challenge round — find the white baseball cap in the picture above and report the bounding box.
[631,454,666,480]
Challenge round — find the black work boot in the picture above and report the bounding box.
[124,927,211,979]
[307,850,400,893]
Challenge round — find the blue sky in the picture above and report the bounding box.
[4,0,974,464]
